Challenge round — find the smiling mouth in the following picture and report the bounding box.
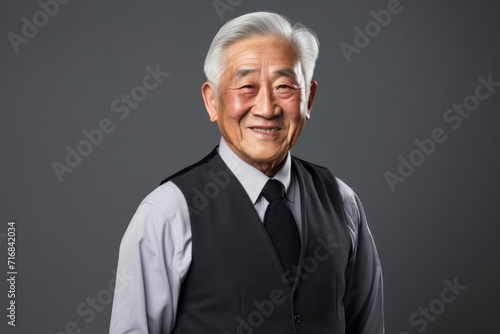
[251,128,280,133]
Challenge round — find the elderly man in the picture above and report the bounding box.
[109,11,384,334]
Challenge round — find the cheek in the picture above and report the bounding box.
[283,104,307,141]
[220,93,251,121]
[284,101,306,124]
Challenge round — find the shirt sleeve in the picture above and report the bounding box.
[109,182,191,334]
[337,179,385,334]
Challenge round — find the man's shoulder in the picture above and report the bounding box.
[291,155,358,206]
[140,181,187,218]
[335,177,357,207]
[291,155,339,188]
[141,147,220,217]
[159,146,219,186]
[291,155,330,172]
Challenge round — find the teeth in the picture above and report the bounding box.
[253,128,279,133]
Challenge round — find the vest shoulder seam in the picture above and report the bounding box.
[160,146,219,185]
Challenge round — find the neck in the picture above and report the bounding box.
[252,157,287,178]
[221,140,288,178]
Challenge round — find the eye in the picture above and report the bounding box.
[237,84,257,96]
[277,84,291,89]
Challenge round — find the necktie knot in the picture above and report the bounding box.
[262,179,285,202]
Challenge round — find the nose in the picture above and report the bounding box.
[252,85,279,119]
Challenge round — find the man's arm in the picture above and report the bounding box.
[339,180,384,334]
[109,182,191,334]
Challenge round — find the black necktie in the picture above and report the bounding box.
[261,179,301,275]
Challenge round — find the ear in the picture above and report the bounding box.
[306,80,318,119]
[201,82,218,122]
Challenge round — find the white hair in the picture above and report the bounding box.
[203,11,319,97]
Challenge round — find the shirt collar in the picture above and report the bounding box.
[218,137,294,204]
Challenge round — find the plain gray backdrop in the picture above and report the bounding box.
[1,0,499,333]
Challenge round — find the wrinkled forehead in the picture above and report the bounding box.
[223,36,303,81]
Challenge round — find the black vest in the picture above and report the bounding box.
[162,148,351,334]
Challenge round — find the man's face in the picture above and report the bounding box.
[202,36,317,176]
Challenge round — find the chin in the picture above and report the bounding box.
[248,151,285,164]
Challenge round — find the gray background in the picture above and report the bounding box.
[1,0,499,333]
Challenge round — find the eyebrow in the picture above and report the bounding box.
[233,68,298,81]
[274,68,297,80]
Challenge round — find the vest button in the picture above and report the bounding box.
[294,314,302,324]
